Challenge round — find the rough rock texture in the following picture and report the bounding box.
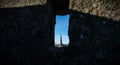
[0,0,47,8]
[0,2,55,64]
[0,0,120,65]
[69,0,120,21]
[68,1,120,64]
[68,11,120,64]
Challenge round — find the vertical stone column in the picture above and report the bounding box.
[68,0,120,64]
[47,0,56,46]
[0,0,55,64]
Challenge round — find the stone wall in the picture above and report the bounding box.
[0,0,120,65]
[68,12,120,64]
[69,0,120,21]
[0,0,55,64]
[68,0,120,65]
[68,0,120,64]
[0,0,47,8]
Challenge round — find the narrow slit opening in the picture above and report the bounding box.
[54,15,70,48]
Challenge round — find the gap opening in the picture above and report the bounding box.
[54,15,70,47]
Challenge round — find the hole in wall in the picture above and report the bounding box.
[55,15,70,47]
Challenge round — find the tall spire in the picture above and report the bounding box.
[60,34,63,47]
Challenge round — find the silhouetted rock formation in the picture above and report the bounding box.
[0,0,120,65]
[0,4,55,65]
[68,11,120,64]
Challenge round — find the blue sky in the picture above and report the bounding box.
[55,15,70,45]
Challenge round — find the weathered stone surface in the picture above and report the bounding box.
[68,11,120,64]
[0,0,47,8]
[0,0,120,65]
[69,0,120,21]
[0,2,55,64]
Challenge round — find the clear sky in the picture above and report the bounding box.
[55,15,70,45]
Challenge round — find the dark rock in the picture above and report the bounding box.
[68,11,120,65]
[0,5,55,64]
[0,0,120,65]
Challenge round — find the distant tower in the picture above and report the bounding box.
[60,34,63,46]
[58,34,63,47]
